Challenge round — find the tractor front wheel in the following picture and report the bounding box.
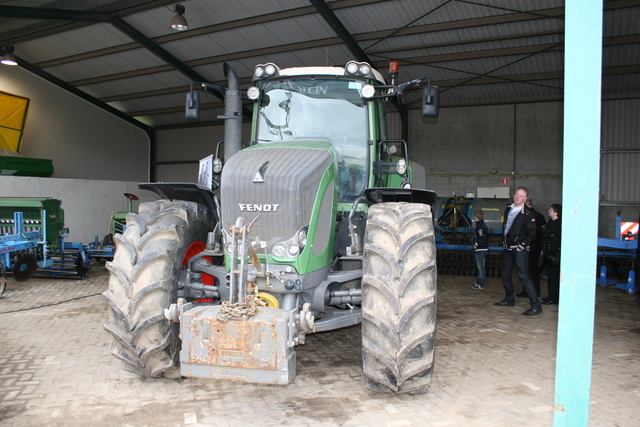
[361,202,437,394]
[102,200,212,377]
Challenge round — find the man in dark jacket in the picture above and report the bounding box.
[495,186,543,316]
[516,198,546,297]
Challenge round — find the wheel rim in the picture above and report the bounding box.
[12,254,37,282]
[182,240,215,287]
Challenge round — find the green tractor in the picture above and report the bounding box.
[103,61,440,393]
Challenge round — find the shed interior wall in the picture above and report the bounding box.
[0,66,150,182]
[0,176,159,244]
[155,99,638,240]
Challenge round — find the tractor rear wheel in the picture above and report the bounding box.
[362,202,437,394]
[102,200,212,377]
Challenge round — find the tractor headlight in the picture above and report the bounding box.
[254,63,280,81]
[272,243,287,258]
[397,158,407,175]
[213,158,223,174]
[361,84,375,99]
[247,86,260,100]
[402,181,412,189]
[287,245,300,257]
[271,225,309,258]
[345,61,373,78]
[298,227,308,247]
[265,63,277,76]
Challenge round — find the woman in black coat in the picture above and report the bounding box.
[542,204,562,305]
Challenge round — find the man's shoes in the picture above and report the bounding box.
[522,307,542,316]
[516,291,528,298]
[494,300,515,307]
[542,299,557,305]
[469,283,484,290]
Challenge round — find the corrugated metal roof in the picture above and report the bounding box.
[17,23,133,63]
[0,0,638,130]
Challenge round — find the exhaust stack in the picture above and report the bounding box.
[222,63,243,159]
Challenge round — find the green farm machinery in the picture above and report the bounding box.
[0,197,91,282]
[103,61,440,393]
[86,192,139,262]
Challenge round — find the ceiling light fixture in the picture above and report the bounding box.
[170,4,188,31]
[1,46,18,66]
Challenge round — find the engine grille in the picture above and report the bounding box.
[221,147,332,249]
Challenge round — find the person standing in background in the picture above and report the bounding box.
[495,186,542,316]
[542,204,562,305]
[516,197,546,297]
[469,209,489,290]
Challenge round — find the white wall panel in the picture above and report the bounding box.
[0,66,149,182]
[0,176,159,244]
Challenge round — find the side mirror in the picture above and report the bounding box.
[422,86,440,118]
[186,90,200,120]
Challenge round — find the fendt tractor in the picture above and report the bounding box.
[103,61,440,394]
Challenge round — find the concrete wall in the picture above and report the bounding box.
[408,102,564,220]
[0,65,150,182]
[0,176,160,244]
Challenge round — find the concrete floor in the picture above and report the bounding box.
[1,265,639,427]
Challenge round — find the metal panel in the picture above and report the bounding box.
[604,7,640,37]
[601,99,640,149]
[42,48,167,82]
[386,111,402,140]
[156,124,226,162]
[155,163,198,183]
[220,147,332,251]
[80,70,193,98]
[15,23,133,63]
[180,306,296,385]
[600,152,640,203]
[600,99,640,204]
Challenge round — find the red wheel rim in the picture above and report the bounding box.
[183,241,214,286]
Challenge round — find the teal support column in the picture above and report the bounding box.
[554,1,603,426]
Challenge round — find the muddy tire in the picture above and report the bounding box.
[102,200,212,377]
[362,202,437,394]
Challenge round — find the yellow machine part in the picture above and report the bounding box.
[257,292,279,308]
[0,91,29,152]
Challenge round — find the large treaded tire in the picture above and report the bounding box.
[102,200,212,377]
[362,202,437,394]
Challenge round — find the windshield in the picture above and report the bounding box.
[255,78,368,201]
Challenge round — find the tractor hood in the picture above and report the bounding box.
[220,144,334,256]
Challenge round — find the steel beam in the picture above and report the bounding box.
[0,5,110,22]
[309,0,410,137]
[553,1,603,425]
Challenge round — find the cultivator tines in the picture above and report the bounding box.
[436,249,503,277]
